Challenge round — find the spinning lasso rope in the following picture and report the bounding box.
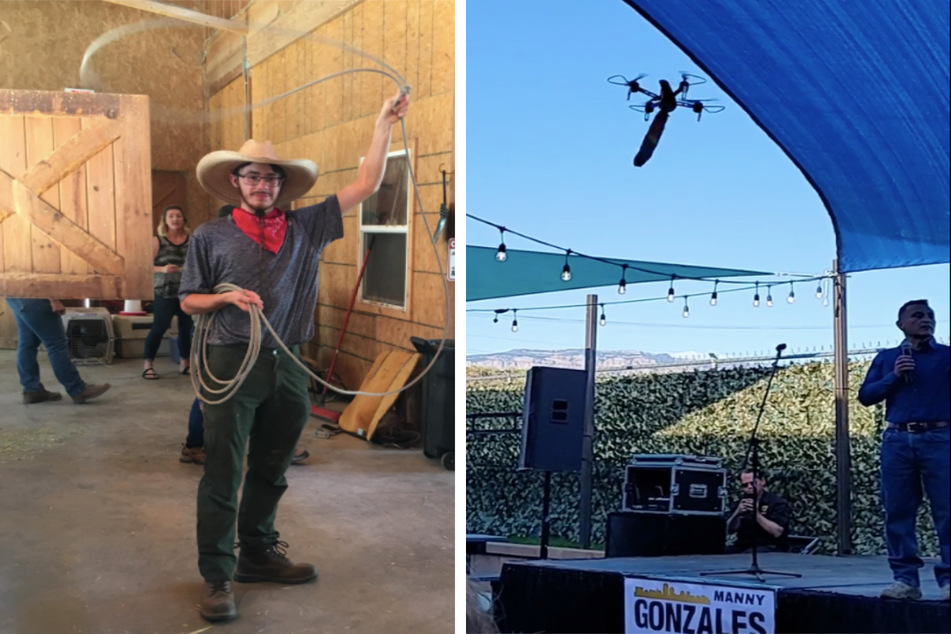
[80,17,451,403]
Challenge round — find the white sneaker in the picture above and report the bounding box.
[880,581,922,600]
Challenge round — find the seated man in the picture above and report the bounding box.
[725,469,791,553]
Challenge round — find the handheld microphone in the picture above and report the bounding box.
[900,341,913,383]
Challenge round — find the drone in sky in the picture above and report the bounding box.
[607,72,725,167]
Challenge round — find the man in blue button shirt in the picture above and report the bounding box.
[859,299,950,601]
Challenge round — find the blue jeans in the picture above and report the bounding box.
[880,425,950,587]
[5,298,86,398]
[186,397,204,448]
[144,294,193,362]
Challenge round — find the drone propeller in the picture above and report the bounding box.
[629,101,656,121]
[675,72,707,99]
[684,99,725,120]
[608,73,648,100]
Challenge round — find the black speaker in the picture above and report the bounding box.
[518,366,586,472]
[605,511,726,557]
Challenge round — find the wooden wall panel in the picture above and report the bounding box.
[53,117,89,276]
[203,0,454,388]
[0,116,32,274]
[26,116,62,275]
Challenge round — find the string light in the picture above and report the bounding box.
[667,276,676,302]
[766,285,773,307]
[682,296,690,318]
[599,304,606,326]
[561,250,572,282]
[495,227,507,262]
[753,282,760,307]
[815,281,823,299]
[787,281,796,304]
[618,264,628,295]
[709,280,719,306]
[511,309,519,332]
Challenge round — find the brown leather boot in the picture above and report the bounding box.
[22,388,62,404]
[200,579,237,622]
[234,541,317,584]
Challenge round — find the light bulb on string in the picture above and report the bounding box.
[766,285,773,307]
[561,250,572,282]
[618,264,628,295]
[787,282,796,304]
[495,227,507,262]
[815,281,823,299]
[710,280,719,306]
[511,309,519,332]
[667,276,676,302]
[682,296,690,318]
[753,282,760,307]
[599,304,606,326]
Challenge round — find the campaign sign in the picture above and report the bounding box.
[624,577,776,634]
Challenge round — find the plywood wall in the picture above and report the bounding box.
[0,0,210,226]
[203,0,454,390]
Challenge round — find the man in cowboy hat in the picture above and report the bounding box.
[179,91,409,622]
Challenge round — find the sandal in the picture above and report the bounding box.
[142,368,159,380]
[180,366,191,375]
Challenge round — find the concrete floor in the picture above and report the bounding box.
[0,350,454,634]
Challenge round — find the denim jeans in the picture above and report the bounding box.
[880,425,950,587]
[144,294,193,362]
[186,397,204,448]
[5,298,87,398]
[196,343,309,581]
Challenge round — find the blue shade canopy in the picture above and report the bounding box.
[466,246,769,302]
[624,0,950,273]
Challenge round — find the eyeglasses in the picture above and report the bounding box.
[236,173,284,187]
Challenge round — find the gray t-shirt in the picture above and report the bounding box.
[179,196,343,347]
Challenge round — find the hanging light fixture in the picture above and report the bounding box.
[753,282,760,307]
[561,250,572,282]
[787,281,796,304]
[667,276,676,302]
[495,227,507,262]
[682,296,690,318]
[511,309,519,332]
[599,304,606,326]
[709,280,719,306]
[618,264,628,295]
[766,285,774,307]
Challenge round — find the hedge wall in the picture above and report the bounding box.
[466,360,939,556]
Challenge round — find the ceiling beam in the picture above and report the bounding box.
[102,0,249,35]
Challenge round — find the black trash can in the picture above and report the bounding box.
[410,337,454,470]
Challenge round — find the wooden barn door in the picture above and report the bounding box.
[0,89,153,301]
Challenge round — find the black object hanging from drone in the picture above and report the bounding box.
[607,72,724,167]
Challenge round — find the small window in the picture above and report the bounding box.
[359,151,410,309]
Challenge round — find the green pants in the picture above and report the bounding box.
[196,343,310,581]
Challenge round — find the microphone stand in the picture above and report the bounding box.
[701,344,801,582]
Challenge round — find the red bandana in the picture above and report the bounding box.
[231,207,288,254]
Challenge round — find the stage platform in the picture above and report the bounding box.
[492,553,949,633]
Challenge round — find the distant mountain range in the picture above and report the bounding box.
[465,348,678,371]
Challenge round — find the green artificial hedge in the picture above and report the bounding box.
[466,360,939,556]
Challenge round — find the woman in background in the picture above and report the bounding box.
[143,205,193,379]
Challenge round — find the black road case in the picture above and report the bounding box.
[622,454,726,515]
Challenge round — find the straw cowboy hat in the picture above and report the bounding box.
[196,139,318,207]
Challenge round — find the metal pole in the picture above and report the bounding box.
[579,294,598,549]
[833,259,852,554]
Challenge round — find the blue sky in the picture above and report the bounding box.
[464,0,950,358]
